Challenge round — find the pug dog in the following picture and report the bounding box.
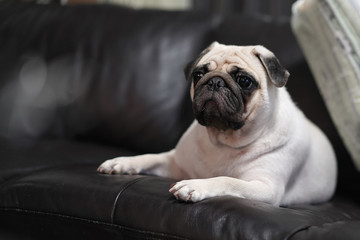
[97,42,337,207]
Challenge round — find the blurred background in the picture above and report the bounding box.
[15,0,296,18]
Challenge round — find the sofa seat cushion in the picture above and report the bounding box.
[1,164,360,240]
[0,137,134,183]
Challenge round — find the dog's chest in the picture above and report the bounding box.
[180,142,256,179]
[175,122,266,179]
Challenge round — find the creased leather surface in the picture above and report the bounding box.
[1,165,360,240]
[114,176,360,240]
[290,220,360,240]
[0,165,138,223]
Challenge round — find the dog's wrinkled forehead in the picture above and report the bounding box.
[197,42,262,75]
[191,42,290,88]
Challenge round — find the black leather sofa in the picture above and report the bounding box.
[1,1,360,239]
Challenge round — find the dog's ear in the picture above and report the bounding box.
[184,41,219,81]
[252,46,290,88]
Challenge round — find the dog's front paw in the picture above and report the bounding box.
[169,179,213,202]
[97,157,140,175]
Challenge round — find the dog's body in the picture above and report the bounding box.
[98,42,337,206]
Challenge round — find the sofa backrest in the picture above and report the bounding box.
[0,3,217,153]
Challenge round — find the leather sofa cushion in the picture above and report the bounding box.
[1,163,360,240]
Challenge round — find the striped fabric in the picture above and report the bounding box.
[291,0,360,170]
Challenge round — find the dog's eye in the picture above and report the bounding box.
[236,75,253,89]
[192,72,204,85]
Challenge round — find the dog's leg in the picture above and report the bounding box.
[169,177,282,206]
[97,150,184,179]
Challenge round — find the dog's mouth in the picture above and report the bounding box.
[196,100,245,130]
[192,71,245,130]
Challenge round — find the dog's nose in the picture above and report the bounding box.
[207,77,226,91]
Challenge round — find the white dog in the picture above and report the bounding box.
[98,42,337,206]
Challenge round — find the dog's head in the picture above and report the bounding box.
[185,42,289,131]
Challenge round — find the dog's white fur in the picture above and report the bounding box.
[98,43,337,206]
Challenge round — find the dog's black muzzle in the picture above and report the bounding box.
[192,71,245,130]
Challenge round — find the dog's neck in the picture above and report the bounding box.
[205,123,265,149]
